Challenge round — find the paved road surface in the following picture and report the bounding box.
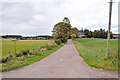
[2,40,118,78]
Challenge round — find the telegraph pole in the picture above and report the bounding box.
[106,0,114,58]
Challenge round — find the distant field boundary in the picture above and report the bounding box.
[1,39,52,42]
[18,40,52,42]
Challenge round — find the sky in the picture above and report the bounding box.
[1,0,119,36]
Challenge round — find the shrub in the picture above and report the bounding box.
[1,57,9,63]
[29,52,34,55]
[45,45,52,50]
[40,48,47,51]
[21,50,28,55]
[37,48,41,51]
[55,39,61,45]
[15,53,22,57]
[32,49,35,51]
[27,49,30,53]
[29,50,38,55]
[48,43,58,48]
[33,51,38,54]
[52,44,58,47]
[0,59,1,63]
[8,54,13,59]
[34,52,40,55]
[40,46,45,49]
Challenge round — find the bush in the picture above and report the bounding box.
[40,46,45,49]
[27,49,30,53]
[55,39,61,45]
[1,57,9,63]
[48,43,58,48]
[0,59,2,63]
[52,44,58,47]
[21,50,28,55]
[34,52,40,55]
[45,45,52,50]
[37,48,41,51]
[15,53,22,57]
[8,54,13,59]
[29,52,34,55]
[40,48,47,51]
[29,50,38,55]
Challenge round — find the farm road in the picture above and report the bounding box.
[2,40,118,78]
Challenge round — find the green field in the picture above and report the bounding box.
[2,44,64,72]
[2,40,54,57]
[73,38,119,71]
[1,39,64,72]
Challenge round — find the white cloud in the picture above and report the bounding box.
[33,15,45,22]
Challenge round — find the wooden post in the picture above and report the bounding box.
[116,48,119,59]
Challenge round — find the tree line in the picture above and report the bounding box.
[83,29,113,38]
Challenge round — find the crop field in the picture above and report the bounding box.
[73,38,119,71]
[2,40,54,57]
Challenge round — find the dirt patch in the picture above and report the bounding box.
[0,39,12,41]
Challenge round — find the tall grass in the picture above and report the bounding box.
[73,38,119,71]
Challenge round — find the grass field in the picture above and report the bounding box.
[73,38,119,71]
[2,40,54,57]
[1,39,64,72]
[1,44,64,72]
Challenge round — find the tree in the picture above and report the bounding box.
[98,29,106,38]
[84,29,91,38]
[93,30,99,38]
[93,29,111,39]
[71,27,79,38]
[106,30,113,39]
[63,17,72,39]
[63,17,70,24]
[90,31,93,37]
[52,22,71,43]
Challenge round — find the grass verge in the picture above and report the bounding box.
[73,38,119,71]
[1,43,64,72]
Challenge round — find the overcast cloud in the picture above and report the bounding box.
[1,0,119,36]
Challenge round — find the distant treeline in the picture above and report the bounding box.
[1,35,22,38]
[1,35,53,40]
[83,29,113,38]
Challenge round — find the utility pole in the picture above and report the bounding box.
[106,0,114,59]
